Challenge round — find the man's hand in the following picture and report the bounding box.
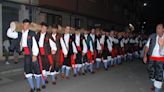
[158,37,164,47]
[51,50,56,54]
[64,55,67,58]
[32,56,37,62]
[82,52,85,56]
[143,56,147,64]
[98,50,101,54]
[74,54,76,59]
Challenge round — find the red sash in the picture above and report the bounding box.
[71,54,76,67]
[77,46,82,52]
[87,50,92,63]
[121,48,125,55]
[111,48,115,58]
[101,44,104,51]
[149,56,164,62]
[48,54,53,65]
[59,49,64,65]
[24,47,30,55]
[94,50,97,61]
[39,47,45,55]
[38,55,45,80]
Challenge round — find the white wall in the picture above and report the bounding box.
[19,5,29,22]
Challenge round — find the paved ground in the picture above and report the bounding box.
[0,60,162,92]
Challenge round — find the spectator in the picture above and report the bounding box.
[3,39,10,65]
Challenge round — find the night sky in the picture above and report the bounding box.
[142,0,164,32]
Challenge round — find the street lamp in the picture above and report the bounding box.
[143,3,147,7]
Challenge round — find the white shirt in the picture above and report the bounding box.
[64,33,70,48]
[60,33,77,56]
[52,33,57,41]
[124,38,128,44]
[120,39,124,48]
[84,34,93,53]
[22,30,39,56]
[22,30,29,47]
[84,34,88,40]
[100,35,105,45]
[39,32,57,51]
[75,34,80,46]
[7,28,18,39]
[82,39,88,54]
[146,35,163,57]
[96,39,102,50]
[7,29,39,56]
[90,34,95,42]
[39,32,46,47]
[107,39,112,52]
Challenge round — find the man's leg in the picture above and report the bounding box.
[66,66,71,79]
[24,56,35,92]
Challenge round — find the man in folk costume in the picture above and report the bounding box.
[36,22,57,88]
[72,29,88,76]
[128,33,135,62]
[117,32,124,65]
[135,34,141,59]
[60,26,77,79]
[143,23,164,92]
[119,32,126,62]
[89,28,97,73]
[50,25,62,81]
[100,31,112,70]
[138,35,144,57]
[123,32,129,62]
[95,30,102,70]
[7,19,41,92]
[108,31,118,66]
[83,29,93,73]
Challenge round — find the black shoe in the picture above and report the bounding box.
[52,81,56,85]
[36,88,41,92]
[66,76,70,80]
[14,62,18,64]
[42,85,46,89]
[82,73,85,75]
[85,70,87,73]
[150,86,155,91]
[45,80,49,84]
[29,89,35,92]
[91,71,95,74]
[74,74,77,77]
[105,68,108,71]
[78,72,81,76]
[55,76,58,80]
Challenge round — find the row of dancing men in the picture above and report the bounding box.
[7,19,146,92]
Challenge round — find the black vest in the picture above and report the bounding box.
[62,34,73,55]
[148,33,157,56]
[36,32,51,55]
[72,34,84,52]
[95,35,101,50]
[103,36,109,50]
[50,33,61,50]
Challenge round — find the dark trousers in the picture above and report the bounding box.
[148,60,164,82]
[40,55,50,71]
[24,55,41,74]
